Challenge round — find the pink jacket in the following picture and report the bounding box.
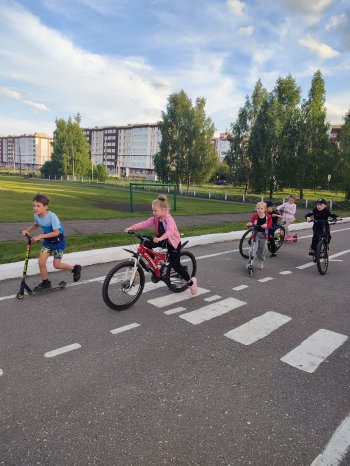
[131,212,181,248]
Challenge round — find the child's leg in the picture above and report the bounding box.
[256,237,267,262]
[168,247,191,282]
[53,258,73,271]
[38,250,50,280]
[284,219,291,236]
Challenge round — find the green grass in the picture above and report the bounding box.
[0,222,248,264]
[0,174,252,222]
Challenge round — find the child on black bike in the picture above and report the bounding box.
[124,194,198,295]
[305,198,341,256]
[266,201,283,257]
[246,201,272,270]
[20,194,82,291]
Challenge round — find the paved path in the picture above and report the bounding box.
[0,210,311,241]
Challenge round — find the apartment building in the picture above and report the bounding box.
[213,132,230,161]
[83,123,161,179]
[0,133,53,170]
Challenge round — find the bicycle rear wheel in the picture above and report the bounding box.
[267,225,285,253]
[316,239,329,275]
[239,229,253,259]
[165,251,197,293]
[102,260,145,310]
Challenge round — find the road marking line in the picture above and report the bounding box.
[258,277,274,283]
[310,410,350,466]
[0,369,3,376]
[297,249,350,269]
[224,311,291,345]
[179,297,246,325]
[233,285,249,291]
[0,294,17,301]
[280,329,348,373]
[110,323,140,334]
[44,343,81,358]
[204,295,221,302]
[147,287,210,308]
[164,307,186,315]
[280,271,292,275]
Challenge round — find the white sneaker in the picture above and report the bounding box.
[258,262,264,270]
[189,277,198,295]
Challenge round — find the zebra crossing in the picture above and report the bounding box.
[146,283,349,374]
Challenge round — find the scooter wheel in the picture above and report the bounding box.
[248,268,253,277]
[16,292,24,299]
[58,281,67,288]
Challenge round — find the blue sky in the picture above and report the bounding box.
[0,0,349,136]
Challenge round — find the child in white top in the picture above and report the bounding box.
[277,194,296,240]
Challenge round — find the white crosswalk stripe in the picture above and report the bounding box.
[164,307,186,315]
[280,329,348,373]
[179,297,246,325]
[147,287,210,308]
[224,311,291,345]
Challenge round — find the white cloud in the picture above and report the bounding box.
[326,14,347,30]
[227,0,245,16]
[280,0,333,19]
[299,35,340,60]
[24,100,49,112]
[239,25,254,36]
[0,87,21,100]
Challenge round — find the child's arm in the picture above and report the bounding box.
[124,217,155,232]
[32,229,60,242]
[20,223,39,236]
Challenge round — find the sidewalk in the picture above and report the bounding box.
[0,210,311,241]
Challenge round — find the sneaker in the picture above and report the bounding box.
[72,264,82,282]
[308,250,315,256]
[270,252,277,258]
[33,280,52,292]
[258,262,264,270]
[189,277,198,296]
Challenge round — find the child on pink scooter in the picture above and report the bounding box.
[277,194,296,241]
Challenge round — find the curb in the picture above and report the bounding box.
[1,219,349,281]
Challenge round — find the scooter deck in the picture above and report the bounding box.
[16,281,66,299]
[284,234,298,242]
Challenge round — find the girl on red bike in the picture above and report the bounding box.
[124,194,198,295]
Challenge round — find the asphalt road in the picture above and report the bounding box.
[1,225,350,466]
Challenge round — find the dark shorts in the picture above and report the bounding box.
[41,239,66,259]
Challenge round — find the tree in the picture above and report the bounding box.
[302,70,331,190]
[249,75,301,197]
[226,80,268,194]
[41,114,91,177]
[338,113,350,199]
[155,90,218,189]
[94,164,109,181]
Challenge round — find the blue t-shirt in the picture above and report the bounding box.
[34,211,65,246]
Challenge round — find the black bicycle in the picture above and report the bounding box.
[239,224,285,259]
[312,219,340,275]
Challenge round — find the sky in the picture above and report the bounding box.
[0,0,349,137]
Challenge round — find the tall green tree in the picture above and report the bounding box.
[41,114,91,177]
[302,70,331,190]
[249,75,301,197]
[154,90,217,189]
[338,111,350,199]
[226,80,268,194]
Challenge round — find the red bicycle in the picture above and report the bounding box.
[102,231,197,310]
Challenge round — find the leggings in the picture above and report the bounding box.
[144,239,191,282]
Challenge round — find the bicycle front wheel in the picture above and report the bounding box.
[268,225,285,253]
[316,239,329,275]
[239,229,253,259]
[165,251,197,293]
[102,260,145,310]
